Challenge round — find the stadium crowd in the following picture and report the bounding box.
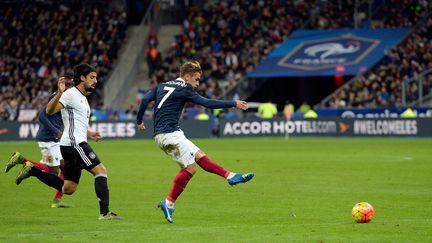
[0,2,127,121]
[380,0,430,28]
[1,0,431,121]
[147,1,326,100]
[306,0,430,29]
[147,0,431,116]
[325,14,432,108]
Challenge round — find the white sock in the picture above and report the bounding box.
[226,172,236,180]
[165,199,175,208]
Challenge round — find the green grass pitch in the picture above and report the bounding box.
[1,137,431,242]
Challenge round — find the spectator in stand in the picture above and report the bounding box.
[145,44,161,78]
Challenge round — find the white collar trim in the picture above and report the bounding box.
[176,77,186,83]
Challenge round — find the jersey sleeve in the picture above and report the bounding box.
[59,90,74,108]
[136,87,157,124]
[38,107,60,135]
[183,86,236,109]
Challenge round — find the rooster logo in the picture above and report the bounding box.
[304,42,360,60]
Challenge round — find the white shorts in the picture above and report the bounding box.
[154,130,199,168]
[37,141,63,167]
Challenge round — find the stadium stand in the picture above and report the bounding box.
[138,0,430,119]
[0,2,127,120]
[379,0,430,28]
[141,0,360,118]
[1,0,430,121]
[322,14,432,108]
[305,0,430,29]
[147,1,319,98]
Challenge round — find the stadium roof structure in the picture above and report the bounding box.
[247,28,411,78]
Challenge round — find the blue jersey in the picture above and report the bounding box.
[35,93,63,142]
[136,78,236,135]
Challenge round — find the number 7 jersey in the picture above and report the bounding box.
[136,78,236,136]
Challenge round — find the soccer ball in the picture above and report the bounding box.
[352,202,374,223]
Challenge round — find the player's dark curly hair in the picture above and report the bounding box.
[73,63,96,86]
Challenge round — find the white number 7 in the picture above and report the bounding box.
[157,86,175,109]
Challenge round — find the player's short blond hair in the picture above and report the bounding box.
[180,61,202,77]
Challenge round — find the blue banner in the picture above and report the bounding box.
[247,28,411,77]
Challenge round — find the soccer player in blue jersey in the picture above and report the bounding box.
[136,61,254,223]
[5,74,74,208]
